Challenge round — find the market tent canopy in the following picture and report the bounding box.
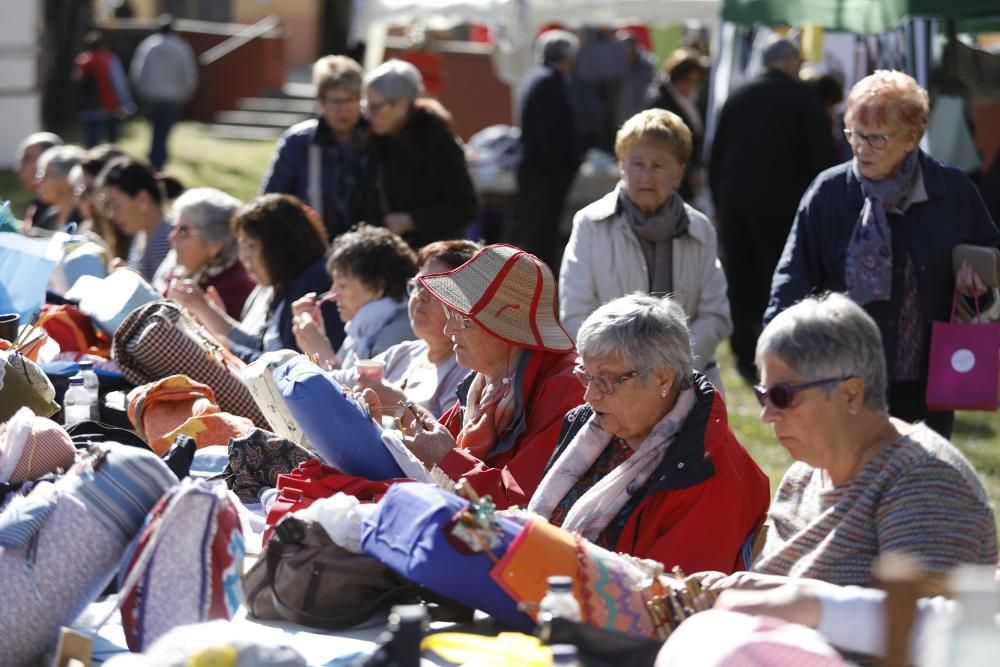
[353,0,721,35]
[721,0,1000,34]
[352,0,721,79]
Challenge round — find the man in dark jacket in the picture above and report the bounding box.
[509,30,582,270]
[261,55,368,241]
[709,38,836,381]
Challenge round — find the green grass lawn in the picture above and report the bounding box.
[3,119,1000,530]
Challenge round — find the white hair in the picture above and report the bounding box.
[364,59,423,104]
[577,293,693,390]
[756,293,888,410]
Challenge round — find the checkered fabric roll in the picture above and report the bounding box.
[112,301,269,429]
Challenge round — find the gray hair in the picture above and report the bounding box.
[762,37,800,68]
[756,293,888,410]
[37,145,86,179]
[364,59,423,104]
[576,293,693,391]
[172,187,242,260]
[536,30,579,66]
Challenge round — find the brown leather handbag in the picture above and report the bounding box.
[244,513,420,630]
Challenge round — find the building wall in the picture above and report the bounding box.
[0,2,39,168]
[234,0,318,67]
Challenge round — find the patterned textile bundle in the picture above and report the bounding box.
[36,303,112,357]
[116,478,245,651]
[272,355,406,480]
[0,407,76,484]
[0,442,177,665]
[226,428,316,505]
[361,482,534,631]
[127,374,256,455]
[243,350,315,452]
[492,517,666,638]
[0,349,59,422]
[113,301,268,428]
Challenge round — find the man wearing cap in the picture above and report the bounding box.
[383,244,585,509]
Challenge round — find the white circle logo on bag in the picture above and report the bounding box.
[951,349,976,373]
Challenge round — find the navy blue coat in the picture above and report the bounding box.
[518,65,581,170]
[261,117,369,240]
[766,151,1000,376]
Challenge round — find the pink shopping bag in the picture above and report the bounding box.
[926,295,1000,411]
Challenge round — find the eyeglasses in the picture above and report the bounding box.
[843,129,893,150]
[573,365,642,395]
[361,99,391,115]
[752,376,853,410]
[321,95,359,109]
[441,304,473,330]
[406,278,429,298]
[171,224,197,239]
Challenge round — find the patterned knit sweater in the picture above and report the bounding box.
[754,423,997,586]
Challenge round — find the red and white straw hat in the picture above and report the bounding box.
[419,244,574,353]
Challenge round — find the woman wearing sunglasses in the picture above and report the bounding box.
[767,70,999,438]
[527,294,769,573]
[704,293,995,592]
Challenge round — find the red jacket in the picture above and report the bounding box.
[549,374,770,574]
[437,349,583,509]
[75,48,125,112]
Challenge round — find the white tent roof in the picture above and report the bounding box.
[353,0,720,33]
[353,0,720,80]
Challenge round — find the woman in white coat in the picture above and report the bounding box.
[559,108,731,390]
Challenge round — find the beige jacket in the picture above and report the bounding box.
[559,186,732,390]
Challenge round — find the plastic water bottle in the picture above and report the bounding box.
[550,644,581,666]
[540,576,582,623]
[77,360,100,420]
[63,375,92,426]
[923,565,1000,667]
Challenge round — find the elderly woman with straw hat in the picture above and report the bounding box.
[381,243,584,509]
[528,294,770,573]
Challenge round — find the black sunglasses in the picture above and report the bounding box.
[752,376,853,409]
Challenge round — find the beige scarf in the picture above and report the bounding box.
[528,388,695,541]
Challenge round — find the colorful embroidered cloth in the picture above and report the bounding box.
[491,519,664,638]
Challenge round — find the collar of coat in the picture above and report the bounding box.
[843,149,942,213]
[584,184,711,246]
[546,371,720,496]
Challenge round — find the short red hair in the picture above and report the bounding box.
[844,70,929,141]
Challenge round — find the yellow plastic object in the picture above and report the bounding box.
[186,644,239,667]
[801,24,824,63]
[422,632,552,666]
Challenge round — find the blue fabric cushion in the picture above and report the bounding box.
[274,356,403,480]
[361,483,532,630]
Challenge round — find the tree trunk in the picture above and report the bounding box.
[41,0,93,131]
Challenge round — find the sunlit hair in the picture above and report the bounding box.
[844,70,929,142]
[312,55,363,100]
[577,293,693,392]
[756,293,888,411]
[614,108,693,164]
